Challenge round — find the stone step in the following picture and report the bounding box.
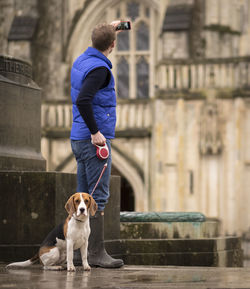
[107,236,241,254]
[105,237,243,267]
[0,244,39,262]
[120,250,243,267]
[120,221,220,239]
[1,237,243,267]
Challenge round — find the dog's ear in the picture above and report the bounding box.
[89,195,98,216]
[65,194,76,216]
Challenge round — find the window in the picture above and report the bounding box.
[127,2,139,21]
[117,31,129,51]
[136,57,149,99]
[136,21,149,51]
[113,1,154,99]
[117,57,129,98]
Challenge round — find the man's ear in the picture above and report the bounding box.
[89,195,98,216]
[65,194,76,216]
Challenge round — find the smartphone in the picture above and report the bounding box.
[116,21,131,31]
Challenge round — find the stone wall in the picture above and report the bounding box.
[150,95,250,235]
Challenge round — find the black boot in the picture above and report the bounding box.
[88,211,124,268]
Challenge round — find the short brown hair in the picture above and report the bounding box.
[91,23,116,52]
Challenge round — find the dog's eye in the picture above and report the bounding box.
[75,199,80,204]
[84,199,89,204]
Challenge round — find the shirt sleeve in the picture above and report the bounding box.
[76,67,110,135]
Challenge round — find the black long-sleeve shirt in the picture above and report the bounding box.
[76,67,110,134]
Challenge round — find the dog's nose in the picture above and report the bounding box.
[80,208,85,214]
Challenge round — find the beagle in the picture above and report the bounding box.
[7,193,97,272]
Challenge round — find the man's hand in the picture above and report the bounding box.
[110,20,121,29]
[91,131,106,146]
[110,20,123,34]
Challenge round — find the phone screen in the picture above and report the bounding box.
[116,21,131,31]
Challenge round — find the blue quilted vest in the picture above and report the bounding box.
[70,47,116,140]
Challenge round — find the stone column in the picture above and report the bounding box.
[0,55,46,171]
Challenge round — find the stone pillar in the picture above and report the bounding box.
[0,55,46,171]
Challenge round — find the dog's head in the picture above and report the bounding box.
[65,193,98,219]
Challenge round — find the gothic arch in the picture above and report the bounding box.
[66,0,159,64]
[56,146,147,211]
[111,145,147,211]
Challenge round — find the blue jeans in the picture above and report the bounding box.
[71,139,112,211]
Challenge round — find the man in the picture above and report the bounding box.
[70,22,124,268]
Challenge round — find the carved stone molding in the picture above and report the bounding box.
[0,55,33,85]
[200,101,223,155]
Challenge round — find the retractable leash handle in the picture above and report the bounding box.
[90,163,108,197]
[91,141,109,160]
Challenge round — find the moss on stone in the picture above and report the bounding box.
[204,24,241,36]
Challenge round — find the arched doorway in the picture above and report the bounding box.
[111,165,135,211]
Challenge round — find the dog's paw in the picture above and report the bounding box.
[67,264,76,272]
[83,264,91,271]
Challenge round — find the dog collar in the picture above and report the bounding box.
[73,216,84,223]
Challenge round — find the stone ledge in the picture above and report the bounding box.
[120,212,206,223]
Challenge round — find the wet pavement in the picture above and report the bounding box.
[1,264,250,289]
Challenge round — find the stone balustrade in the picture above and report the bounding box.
[41,100,72,131]
[41,99,152,137]
[116,99,152,132]
[157,57,250,91]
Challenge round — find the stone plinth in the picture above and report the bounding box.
[0,55,46,171]
[0,171,76,247]
[120,211,219,239]
[105,237,243,267]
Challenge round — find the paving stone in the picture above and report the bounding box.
[1,264,250,288]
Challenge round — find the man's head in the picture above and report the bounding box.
[91,23,116,53]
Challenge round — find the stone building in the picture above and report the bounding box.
[1,0,250,237]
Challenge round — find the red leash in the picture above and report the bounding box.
[90,163,108,196]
